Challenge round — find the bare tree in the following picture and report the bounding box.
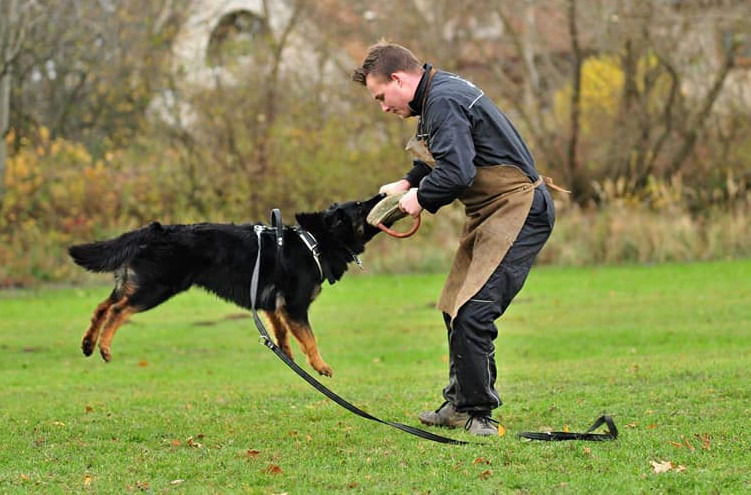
[0,0,39,210]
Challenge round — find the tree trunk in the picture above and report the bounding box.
[567,0,590,201]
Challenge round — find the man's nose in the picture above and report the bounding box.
[380,102,389,112]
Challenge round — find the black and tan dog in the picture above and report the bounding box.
[68,194,386,377]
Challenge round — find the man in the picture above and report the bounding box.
[352,42,559,436]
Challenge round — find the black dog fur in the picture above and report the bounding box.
[68,194,386,376]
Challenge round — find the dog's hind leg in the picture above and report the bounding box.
[81,294,117,357]
[97,295,138,362]
[279,309,333,377]
[263,310,294,360]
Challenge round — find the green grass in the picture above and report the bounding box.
[1,260,750,494]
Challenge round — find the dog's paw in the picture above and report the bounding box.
[99,347,112,363]
[316,363,333,377]
[82,338,95,357]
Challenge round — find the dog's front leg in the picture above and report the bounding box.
[263,310,294,360]
[280,309,333,377]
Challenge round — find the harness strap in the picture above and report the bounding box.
[293,227,325,283]
[518,415,618,442]
[250,212,467,446]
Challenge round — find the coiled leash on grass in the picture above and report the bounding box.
[250,209,467,445]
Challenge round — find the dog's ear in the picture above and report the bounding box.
[324,209,347,231]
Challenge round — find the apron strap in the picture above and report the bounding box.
[542,176,571,194]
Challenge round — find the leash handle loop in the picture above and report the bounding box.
[517,415,618,442]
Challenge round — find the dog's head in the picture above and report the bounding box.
[295,193,385,252]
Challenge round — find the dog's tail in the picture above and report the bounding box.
[68,222,159,273]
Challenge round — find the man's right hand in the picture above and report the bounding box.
[379,179,411,195]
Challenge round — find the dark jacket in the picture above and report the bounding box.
[405,64,539,214]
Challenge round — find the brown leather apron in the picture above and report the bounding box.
[406,136,542,321]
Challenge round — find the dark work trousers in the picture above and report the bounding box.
[442,185,555,415]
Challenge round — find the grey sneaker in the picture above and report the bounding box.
[418,401,469,428]
[464,415,499,436]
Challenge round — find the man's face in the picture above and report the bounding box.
[365,72,414,119]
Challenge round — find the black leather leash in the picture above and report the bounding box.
[249,209,467,445]
[518,415,618,442]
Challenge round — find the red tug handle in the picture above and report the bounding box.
[377,215,421,239]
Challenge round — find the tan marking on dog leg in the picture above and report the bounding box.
[279,310,332,377]
[263,310,294,360]
[97,297,137,362]
[82,298,115,357]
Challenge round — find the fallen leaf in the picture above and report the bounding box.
[84,475,92,487]
[647,423,657,429]
[651,460,674,474]
[85,405,94,414]
[479,469,493,480]
[563,424,570,433]
[138,359,149,367]
[683,437,695,451]
[264,464,282,475]
[650,460,687,474]
[497,423,506,437]
[244,449,261,459]
[626,422,639,428]
[186,436,203,448]
[170,479,184,486]
[695,433,711,450]
[473,457,491,465]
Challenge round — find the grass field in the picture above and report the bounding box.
[1,259,750,494]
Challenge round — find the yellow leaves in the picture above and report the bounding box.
[497,422,507,437]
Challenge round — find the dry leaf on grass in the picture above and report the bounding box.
[244,449,262,459]
[263,464,283,475]
[650,460,686,474]
[695,433,711,450]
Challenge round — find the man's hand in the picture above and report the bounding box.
[399,188,423,217]
[379,179,411,196]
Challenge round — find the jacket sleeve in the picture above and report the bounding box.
[404,160,432,187]
[416,97,476,213]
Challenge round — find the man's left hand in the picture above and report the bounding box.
[399,188,423,217]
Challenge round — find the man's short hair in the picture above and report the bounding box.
[352,42,422,86]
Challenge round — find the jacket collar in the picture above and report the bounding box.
[408,63,433,117]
